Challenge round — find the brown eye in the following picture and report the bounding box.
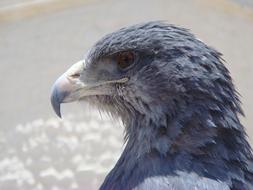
[116,51,135,69]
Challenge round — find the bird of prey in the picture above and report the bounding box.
[51,22,253,190]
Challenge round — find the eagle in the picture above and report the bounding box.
[50,22,253,190]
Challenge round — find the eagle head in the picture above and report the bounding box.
[51,21,241,126]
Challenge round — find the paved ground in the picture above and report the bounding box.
[0,0,253,189]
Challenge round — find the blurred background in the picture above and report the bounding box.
[0,0,252,189]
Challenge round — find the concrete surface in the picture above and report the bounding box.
[0,0,252,189]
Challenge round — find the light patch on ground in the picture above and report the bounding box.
[0,111,124,190]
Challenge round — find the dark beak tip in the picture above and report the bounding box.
[50,87,63,118]
[54,105,62,118]
[51,96,62,118]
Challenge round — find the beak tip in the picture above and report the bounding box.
[51,97,62,118]
[54,104,62,118]
[51,87,63,118]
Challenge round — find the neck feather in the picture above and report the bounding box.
[100,99,253,190]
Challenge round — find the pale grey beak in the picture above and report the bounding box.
[51,60,84,118]
[51,60,129,118]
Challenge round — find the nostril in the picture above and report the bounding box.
[71,73,81,78]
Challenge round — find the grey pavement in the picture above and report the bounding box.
[0,0,253,189]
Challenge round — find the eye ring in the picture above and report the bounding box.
[116,51,135,70]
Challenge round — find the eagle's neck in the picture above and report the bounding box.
[100,102,253,190]
[124,102,251,159]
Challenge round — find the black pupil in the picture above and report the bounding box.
[118,52,133,69]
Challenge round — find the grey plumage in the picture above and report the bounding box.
[51,21,253,190]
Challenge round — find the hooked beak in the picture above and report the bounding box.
[50,60,85,118]
[50,60,128,118]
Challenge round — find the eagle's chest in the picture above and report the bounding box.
[132,171,230,190]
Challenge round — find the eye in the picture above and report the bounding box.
[116,51,135,70]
